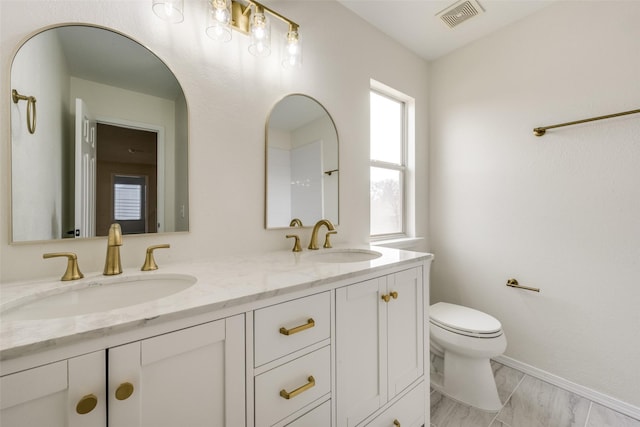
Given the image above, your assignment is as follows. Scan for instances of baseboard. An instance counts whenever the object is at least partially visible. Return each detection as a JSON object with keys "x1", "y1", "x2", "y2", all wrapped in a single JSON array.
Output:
[{"x1": 494, "y1": 355, "x2": 640, "y2": 421}]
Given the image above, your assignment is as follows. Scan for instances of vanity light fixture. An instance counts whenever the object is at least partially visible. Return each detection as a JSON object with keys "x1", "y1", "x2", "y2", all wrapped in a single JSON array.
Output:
[{"x1": 152, "y1": 0, "x2": 301, "y2": 68}]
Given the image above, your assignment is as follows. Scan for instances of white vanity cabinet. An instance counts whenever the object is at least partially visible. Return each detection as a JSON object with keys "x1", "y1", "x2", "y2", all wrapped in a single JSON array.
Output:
[
  {"x1": 0, "y1": 351, "x2": 106, "y2": 427},
  {"x1": 335, "y1": 267, "x2": 424, "y2": 427},
  {"x1": 0, "y1": 314, "x2": 245, "y2": 427},
  {"x1": 253, "y1": 291, "x2": 332, "y2": 427}
]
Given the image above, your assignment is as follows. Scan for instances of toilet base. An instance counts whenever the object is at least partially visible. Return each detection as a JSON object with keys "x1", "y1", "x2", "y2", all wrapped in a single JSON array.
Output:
[{"x1": 433, "y1": 350, "x2": 502, "y2": 412}]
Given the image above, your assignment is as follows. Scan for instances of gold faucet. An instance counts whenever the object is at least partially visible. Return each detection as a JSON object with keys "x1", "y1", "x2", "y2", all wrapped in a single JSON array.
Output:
[
  {"x1": 43, "y1": 252, "x2": 84, "y2": 281},
  {"x1": 104, "y1": 223, "x2": 123, "y2": 275},
  {"x1": 289, "y1": 218, "x2": 303, "y2": 227},
  {"x1": 308, "y1": 219, "x2": 336, "y2": 250}
]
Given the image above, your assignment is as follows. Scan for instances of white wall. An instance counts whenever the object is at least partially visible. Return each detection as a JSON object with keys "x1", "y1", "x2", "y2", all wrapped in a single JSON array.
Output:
[
  {"x1": 429, "y1": 1, "x2": 640, "y2": 408},
  {"x1": 11, "y1": 28, "x2": 69, "y2": 241},
  {"x1": 0, "y1": 1, "x2": 429, "y2": 280}
]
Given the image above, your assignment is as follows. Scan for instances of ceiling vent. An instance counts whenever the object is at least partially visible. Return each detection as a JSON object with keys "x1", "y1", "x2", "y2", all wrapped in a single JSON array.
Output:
[{"x1": 437, "y1": 0, "x2": 484, "y2": 29}]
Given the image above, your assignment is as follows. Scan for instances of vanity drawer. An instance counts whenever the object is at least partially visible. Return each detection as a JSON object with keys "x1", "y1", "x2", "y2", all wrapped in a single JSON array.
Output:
[
  {"x1": 364, "y1": 382, "x2": 425, "y2": 427},
  {"x1": 285, "y1": 399, "x2": 331, "y2": 426},
  {"x1": 254, "y1": 291, "x2": 330, "y2": 366},
  {"x1": 255, "y1": 346, "x2": 331, "y2": 427}
]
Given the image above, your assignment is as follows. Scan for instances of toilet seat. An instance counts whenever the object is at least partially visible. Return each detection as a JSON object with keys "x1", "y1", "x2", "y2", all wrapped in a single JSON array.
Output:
[{"x1": 430, "y1": 302, "x2": 503, "y2": 338}]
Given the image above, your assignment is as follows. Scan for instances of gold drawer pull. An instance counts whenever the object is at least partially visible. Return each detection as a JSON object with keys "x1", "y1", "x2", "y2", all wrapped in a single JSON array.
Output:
[
  {"x1": 390, "y1": 291, "x2": 398, "y2": 299},
  {"x1": 279, "y1": 318, "x2": 315, "y2": 336},
  {"x1": 279, "y1": 375, "x2": 315, "y2": 400},
  {"x1": 393, "y1": 420, "x2": 401, "y2": 427},
  {"x1": 115, "y1": 382, "x2": 134, "y2": 401},
  {"x1": 76, "y1": 394, "x2": 98, "y2": 415}
]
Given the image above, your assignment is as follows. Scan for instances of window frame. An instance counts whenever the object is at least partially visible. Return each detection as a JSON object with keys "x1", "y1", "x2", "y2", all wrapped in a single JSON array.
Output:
[{"x1": 369, "y1": 85, "x2": 410, "y2": 240}]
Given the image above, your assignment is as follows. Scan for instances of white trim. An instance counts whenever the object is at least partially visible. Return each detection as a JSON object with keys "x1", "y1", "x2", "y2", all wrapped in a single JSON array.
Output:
[
  {"x1": 372, "y1": 237, "x2": 425, "y2": 250},
  {"x1": 494, "y1": 355, "x2": 640, "y2": 421},
  {"x1": 96, "y1": 116, "x2": 166, "y2": 233}
]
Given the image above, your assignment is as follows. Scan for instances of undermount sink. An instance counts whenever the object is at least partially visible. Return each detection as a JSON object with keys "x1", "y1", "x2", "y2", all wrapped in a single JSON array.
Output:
[
  {"x1": 1, "y1": 274, "x2": 197, "y2": 321},
  {"x1": 304, "y1": 249, "x2": 382, "y2": 263}
]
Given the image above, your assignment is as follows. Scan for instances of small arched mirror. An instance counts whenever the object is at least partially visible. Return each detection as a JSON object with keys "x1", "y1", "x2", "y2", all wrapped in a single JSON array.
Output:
[
  {"x1": 10, "y1": 24, "x2": 189, "y2": 243},
  {"x1": 265, "y1": 94, "x2": 339, "y2": 229}
]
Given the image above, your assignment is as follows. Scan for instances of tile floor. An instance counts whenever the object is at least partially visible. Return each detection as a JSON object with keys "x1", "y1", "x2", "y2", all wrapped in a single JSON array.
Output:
[{"x1": 430, "y1": 361, "x2": 640, "y2": 427}]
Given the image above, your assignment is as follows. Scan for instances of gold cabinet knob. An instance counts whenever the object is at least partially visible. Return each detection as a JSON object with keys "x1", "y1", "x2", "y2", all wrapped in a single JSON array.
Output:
[
  {"x1": 390, "y1": 291, "x2": 398, "y2": 299},
  {"x1": 76, "y1": 394, "x2": 98, "y2": 415},
  {"x1": 381, "y1": 294, "x2": 391, "y2": 303},
  {"x1": 115, "y1": 382, "x2": 134, "y2": 400},
  {"x1": 393, "y1": 420, "x2": 401, "y2": 427}
]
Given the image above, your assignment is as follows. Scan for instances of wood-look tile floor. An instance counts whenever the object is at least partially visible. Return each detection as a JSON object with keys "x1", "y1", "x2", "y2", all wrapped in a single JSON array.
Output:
[{"x1": 430, "y1": 361, "x2": 640, "y2": 427}]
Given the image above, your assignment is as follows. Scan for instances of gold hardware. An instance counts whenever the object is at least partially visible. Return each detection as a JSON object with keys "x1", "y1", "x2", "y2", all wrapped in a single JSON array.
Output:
[
  {"x1": 393, "y1": 420, "x2": 401, "y2": 427},
  {"x1": 12, "y1": 89, "x2": 37, "y2": 134},
  {"x1": 533, "y1": 108, "x2": 640, "y2": 137},
  {"x1": 43, "y1": 252, "x2": 84, "y2": 281},
  {"x1": 308, "y1": 219, "x2": 335, "y2": 250},
  {"x1": 76, "y1": 394, "x2": 98, "y2": 415},
  {"x1": 324, "y1": 230, "x2": 337, "y2": 249},
  {"x1": 381, "y1": 294, "x2": 391, "y2": 303},
  {"x1": 289, "y1": 218, "x2": 303, "y2": 227},
  {"x1": 104, "y1": 223, "x2": 123, "y2": 275},
  {"x1": 390, "y1": 291, "x2": 398, "y2": 299},
  {"x1": 279, "y1": 375, "x2": 315, "y2": 399},
  {"x1": 115, "y1": 382, "x2": 134, "y2": 400},
  {"x1": 141, "y1": 244, "x2": 170, "y2": 271},
  {"x1": 286, "y1": 234, "x2": 302, "y2": 252},
  {"x1": 506, "y1": 278, "x2": 540, "y2": 293},
  {"x1": 280, "y1": 318, "x2": 315, "y2": 335}
]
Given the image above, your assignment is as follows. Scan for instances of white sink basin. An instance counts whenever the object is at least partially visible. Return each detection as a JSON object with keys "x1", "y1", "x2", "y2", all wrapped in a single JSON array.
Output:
[
  {"x1": 305, "y1": 249, "x2": 382, "y2": 263},
  {"x1": 1, "y1": 274, "x2": 197, "y2": 321}
]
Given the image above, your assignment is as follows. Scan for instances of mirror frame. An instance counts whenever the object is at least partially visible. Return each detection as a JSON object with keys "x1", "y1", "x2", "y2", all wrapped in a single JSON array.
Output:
[
  {"x1": 264, "y1": 93, "x2": 339, "y2": 229},
  {"x1": 9, "y1": 23, "x2": 190, "y2": 244}
]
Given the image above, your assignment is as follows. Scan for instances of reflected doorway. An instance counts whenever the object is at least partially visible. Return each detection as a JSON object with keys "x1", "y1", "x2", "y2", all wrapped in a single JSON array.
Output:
[{"x1": 96, "y1": 123, "x2": 158, "y2": 236}]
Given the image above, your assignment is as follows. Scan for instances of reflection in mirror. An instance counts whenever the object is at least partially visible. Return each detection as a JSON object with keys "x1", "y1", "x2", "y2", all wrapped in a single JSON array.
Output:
[
  {"x1": 10, "y1": 25, "x2": 189, "y2": 243},
  {"x1": 266, "y1": 94, "x2": 339, "y2": 229}
]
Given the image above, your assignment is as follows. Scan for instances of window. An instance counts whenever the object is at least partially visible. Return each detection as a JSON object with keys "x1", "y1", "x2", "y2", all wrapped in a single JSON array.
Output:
[
  {"x1": 114, "y1": 176, "x2": 145, "y2": 221},
  {"x1": 370, "y1": 83, "x2": 412, "y2": 239}
]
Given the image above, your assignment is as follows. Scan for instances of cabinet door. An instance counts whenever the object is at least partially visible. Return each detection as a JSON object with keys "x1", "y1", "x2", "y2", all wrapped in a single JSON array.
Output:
[
  {"x1": 108, "y1": 314, "x2": 245, "y2": 427},
  {"x1": 336, "y1": 277, "x2": 387, "y2": 427},
  {"x1": 387, "y1": 268, "x2": 423, "y2": 398},
  {"x1": 0, "y1": 351, "x2": 106, "y2": 427}
]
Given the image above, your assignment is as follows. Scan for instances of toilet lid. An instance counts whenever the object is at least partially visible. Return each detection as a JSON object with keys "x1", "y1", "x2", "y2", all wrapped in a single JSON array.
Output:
[{"x1": 430, "y1": 302, "x2": 502, "y2": 335}]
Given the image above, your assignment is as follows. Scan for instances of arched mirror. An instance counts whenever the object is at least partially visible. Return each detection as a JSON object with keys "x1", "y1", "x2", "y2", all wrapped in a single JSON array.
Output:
[
  {"x1": 10, "y1": 25, "x2": 189, "y2": 243},
  {"x1": 265, "y1": 94, "x2": 339, "y2": 229}
]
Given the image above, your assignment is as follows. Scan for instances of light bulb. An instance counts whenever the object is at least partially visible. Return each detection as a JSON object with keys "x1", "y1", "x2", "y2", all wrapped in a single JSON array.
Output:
[
  {"x1": 206, "y1": 0, "x2": 232, "y2": 42},
  {"x1": 152, "y1": 0, "x2": 184, "y2": 23},
  {"x1": 249, "y1": 9, "x2": 271, "y2": 57},
  {"x1": 282, "y1": 28, "x2": 302, "y2": 68}
]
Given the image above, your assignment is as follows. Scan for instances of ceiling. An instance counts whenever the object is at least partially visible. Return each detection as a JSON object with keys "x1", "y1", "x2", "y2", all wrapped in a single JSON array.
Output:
[{"x1": 336, "y1": 0, "x2": 557, "y2": 61}]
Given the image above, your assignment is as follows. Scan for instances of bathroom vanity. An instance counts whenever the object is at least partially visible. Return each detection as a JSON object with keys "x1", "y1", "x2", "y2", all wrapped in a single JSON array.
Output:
[{"x1": 0, "y1": 247, "x2": 432, "y2": 426}]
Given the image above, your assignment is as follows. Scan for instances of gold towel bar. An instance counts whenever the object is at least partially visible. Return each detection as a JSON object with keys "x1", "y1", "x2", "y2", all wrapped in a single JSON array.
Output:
[
  {"x1": 506, "y1": 278, "x2": 540, "y2": 293},
  {"x1": 533, "y1": 108, "x2": 640, "y2": 137}
]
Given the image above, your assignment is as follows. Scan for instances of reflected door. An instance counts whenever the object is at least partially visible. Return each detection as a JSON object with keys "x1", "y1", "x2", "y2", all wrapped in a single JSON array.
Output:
[{"x1": 74, "y1": 98, "x2": 97, "y2": 238}]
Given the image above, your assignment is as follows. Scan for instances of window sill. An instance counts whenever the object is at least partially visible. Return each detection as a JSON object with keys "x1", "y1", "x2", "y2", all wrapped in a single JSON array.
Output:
[{"x1": 371, "y1": 236, "x2": 425, "y2": 250}]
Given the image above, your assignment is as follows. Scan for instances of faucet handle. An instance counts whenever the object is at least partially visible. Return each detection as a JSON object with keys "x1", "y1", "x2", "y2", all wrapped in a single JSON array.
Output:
[
  {"x1": 286, "y1": 235, "x2": 302, "y2": 252},
  {"x1": 141, "y1": 244, "x2": 170, "y2": 271},
  {"x1": 43, "y1": 252, "x2": 84, "y2": 281},
  {"x1": 323, "y1": 230, "x2": 337, "y2": 249}
]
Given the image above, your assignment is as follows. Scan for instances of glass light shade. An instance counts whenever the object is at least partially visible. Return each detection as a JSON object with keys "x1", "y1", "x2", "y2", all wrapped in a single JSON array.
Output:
[
  {"x1": 282, "y1": 29, "x2": 302, "y2": 68},
  {"x1": 248, "y1": 11, "x2": 271, "y2": 57},
  {"x1": 206, "y1": 0, "x2": 232, "y2": 42},
  {"x1": 152, "y1": 0, "x2": 184, "y2": 23}
]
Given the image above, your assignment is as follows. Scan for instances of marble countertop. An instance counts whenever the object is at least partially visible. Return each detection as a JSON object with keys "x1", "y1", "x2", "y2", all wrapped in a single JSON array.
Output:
[{"x1": 0, "y1": 246, "x2": 432, "y2": 361}]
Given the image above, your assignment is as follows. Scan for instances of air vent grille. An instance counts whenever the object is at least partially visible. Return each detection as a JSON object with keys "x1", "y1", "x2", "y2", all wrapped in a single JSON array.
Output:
[{"x1": 437, "y1": 0, "x2": 484, "y2": 29}]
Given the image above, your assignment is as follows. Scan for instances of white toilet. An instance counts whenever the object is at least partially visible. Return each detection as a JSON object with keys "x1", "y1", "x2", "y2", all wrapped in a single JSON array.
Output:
[{"x1": 429, "y1": 302, "x2": 507, "y2": 412}]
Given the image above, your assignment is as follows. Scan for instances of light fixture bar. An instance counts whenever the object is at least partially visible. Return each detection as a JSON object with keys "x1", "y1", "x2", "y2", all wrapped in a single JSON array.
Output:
[{"x1": 230, "y1": 0, "x2": 298, "y2": 33}]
